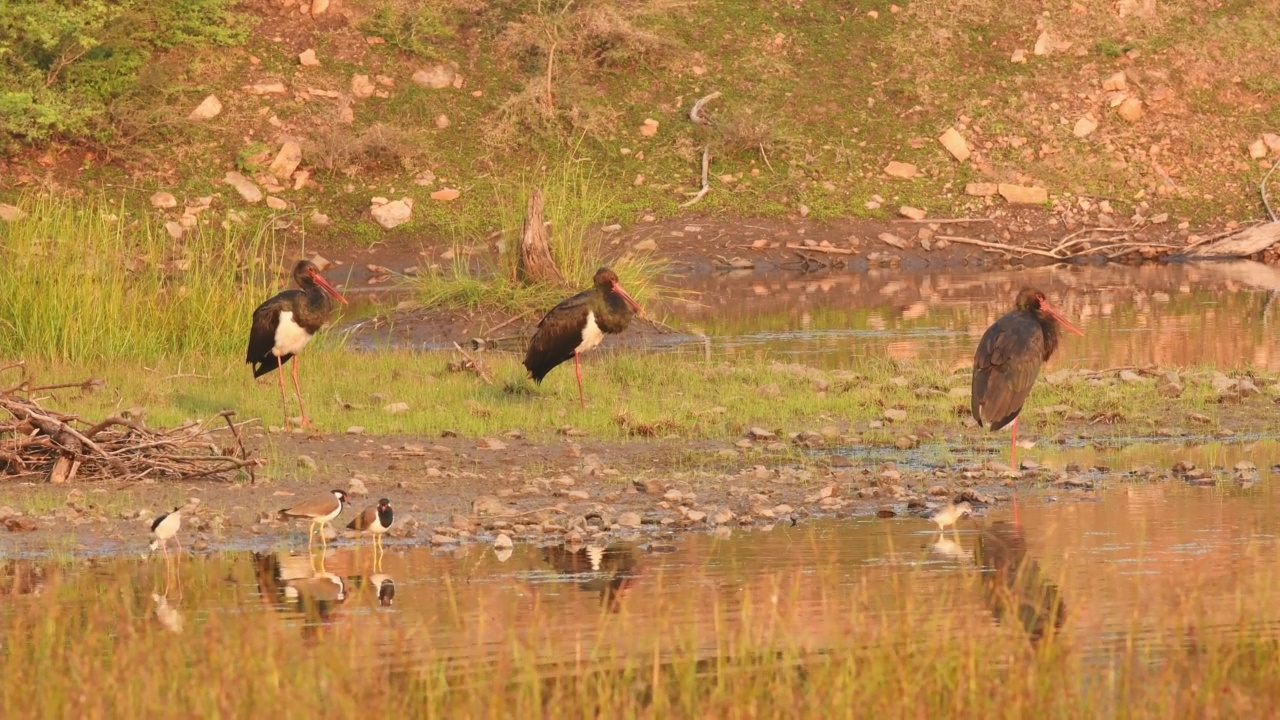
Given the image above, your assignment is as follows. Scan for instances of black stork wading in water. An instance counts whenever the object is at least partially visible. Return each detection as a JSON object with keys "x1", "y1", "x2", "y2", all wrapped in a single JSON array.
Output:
[
  {"x1": 971, "y1": 288, "x2": 1083, "y2": 520},
  {"x1": 247, "y1": 260, "x2": 348, "y2": 430},
  {"x1": 523, "y1": 267, "x2": 645, "y2": 408}
]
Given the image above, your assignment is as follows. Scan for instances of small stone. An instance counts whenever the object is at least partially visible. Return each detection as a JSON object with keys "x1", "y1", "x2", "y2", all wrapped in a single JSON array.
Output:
[
  {"x1": 1119, "y1": 370, "x2": 1144, "y2": 384},
  {"x1": 247, "y1": 82, "x2": 287, "y2": 95},
  {"x1": 265, "y1": 196, "x2": 288, "y2": 210},
  {"x1": 711, "y1": 508, "x2": 735, "y2": 525},
  {"x1": 1116, "y1": 98, "x2": 1144, "y2": 122},
  {"x1": 297, "y1": 455, "x2": 317, "y2": 471},
  {"x1": 310, "y1": 213, "x2": 331, "y2": 227},
  {"x1": 351, "y1": 74, "x2": 375, "y2": 99},
  {"x1": 898, "y1": 206, "x2": 926, "y2": 220},
  {"x1": 347, "y1": 476, "x2": 369, "y2": 496},
  {"x1": 223, "y1": 172, "x2": 263, "y2": 203},
  {"x1": 618, "y1": 512, "x2": 642, "y2": 529},
  {"x1": 1101, "y1": 71, "x2": 1128, "y2": 92},
  {"x1": 310, "y1": 0, "x2": 330, "y2": 17},
  {"x1": 150, "y1": 191, "x2": 177, "y2": 209},
  {"x1": 883, "y1": 408, "x2": 907, "y2": 423},
  {"x1": 298, "y1": 49, "x2": 320, "y2": 66},
  {"x1": 346, "y1": 426, "x2": 365, "y2": 435},
  {"x1": 883, "y1": 161, "x2": 918, "y2": 179},
  {"x1": 413, "y1": 64, "x2": 457, "y2": 89},
  {"x1": 1034, "y1": 32, "x2": 1053, "y2": 55},
  {"x1": 639, "y1": 118, "x2": 660, "y2": 137},
  {"x1": 430, "y1": 534, "x2": 459, "y2": 546},
  {"x1": 634, "y1": 479, "x2": 666, "y2": 494},
  {"x1": 1073, "y1": 115, "x2": 1098, "y2": 138},
  {"x1": 1011, "y1": 49, "x2": 1027, "y2": 63},
  {"x1": 1265, "y1": 134, "x2": 1280, "y2": 154},
  {"x1": 430, "y1": 188, "x2": 461, "y2": 201},
  {"x1": 473, "y1": 496, "x2": 507, "y2": 516},
  {"x1": 188, "y1": 95, "x2": 223, "y2": 121},
  {"x1": 493, "y1": 533, "x2": 513, "y2": 549},
  {"x1": 164, "y1": 221, "x2": 184, "y2": 240},
  {"x1": 999, "y1": 184, "x2": 1048, "y2": 205},
  {"x1": 1159, "y1": 382, "x2": 1184, "y2": 398},
  {"x1": 566, "y1": 490, "x2": 590, "y2": 500},
  {"x1": 632, "y1": 238, "x2": 656, "y2": 252},
  {"x1": 371, "y1": 197, "x2": 413, "y2": 229},
  {"x1": 434, "y1": 114, "x2": 451, "y2": 129},
  {"x1": 965, "y1": 182, "x2": 998, "y2": 197},
  {"x1": 383, "y1": 402, "x2": 410, "y2": 414},
  {"x1": 798, "y1": 204, "x2": 810, "y2": 218},
  {"x1": 748, "y1": 427, "x2": 777, "y2": 441},
  {"x1": 477, "y1": 437, "x2": 508, "y2": 451},
  {"x1": 1249, "y1": 139, "x2": 1268, "y2": 160},
  {"x1": 685, "y1": 510, "x2": 707, "y2": 523},
  {"x1": 268, "y1": 140, "x2": 303, "y2": 180},
  {"x1": 937, "y1": 127, "x2": 970, "y2": 162}
]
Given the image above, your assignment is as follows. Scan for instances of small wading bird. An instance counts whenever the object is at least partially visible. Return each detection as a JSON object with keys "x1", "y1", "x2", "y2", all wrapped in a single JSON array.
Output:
[
  {"x1": 247, "y1": 260, "x2": 348, "y2": 430},
  {"x1": 279, "y1": 490, "x2": 348, "y2": 552},
  {"x1": 523, "y1": 267, "x2": 646, "y2": 408},
  {"x1": 150, "y1": 506, "x2": 183, "y2": 557},
  {"x1": 972, "y1": 288, "x2": 1083, "y2": 520},
  {"x1": 927, "y1": 501, "x2": 972, "y2": 536},
  {"x1": 347, "y1": 498, "x2": 394, "y2": 556}
]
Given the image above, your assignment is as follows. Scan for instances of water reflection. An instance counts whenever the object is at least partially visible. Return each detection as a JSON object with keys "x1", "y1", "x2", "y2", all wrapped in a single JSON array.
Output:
[
  {"x1": 0, "y1": 559, "x2": 46, "y2": 597},
  {"x1": 541, "y1": 543, "x2": 643, "y2": 612},
  {"x1": 975, "y1": 521, "x2": 1068, "y2": 645}
]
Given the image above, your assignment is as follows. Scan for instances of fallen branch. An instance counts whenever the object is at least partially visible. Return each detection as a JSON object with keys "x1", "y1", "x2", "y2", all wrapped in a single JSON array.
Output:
[
  {"x1": 451, "y1": 342, "x2": 494, "y2": 385},
  {"x1": 784, "y1": 243, "x2": 856, "y2": 255},
  {"x1": 937, "y1": 235, "x2": 1063, "y2": 260},
  {"x1": 679, "y1": 147, "x2": 712, "y2": 209},
  {"x1": 481, "y1": 309, "x2": 534, "y2": 338},
  {"x1": 689, "y1": 91, "x2": 721, "y2": 125},
  {"x1": 896, "y1": 217, "x2": 994, "y2": 224}
]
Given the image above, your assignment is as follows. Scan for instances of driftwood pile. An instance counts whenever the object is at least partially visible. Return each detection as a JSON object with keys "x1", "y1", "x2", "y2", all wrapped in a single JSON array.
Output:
[{"x1": 1, "y1": 371, "x2": 258, "y2": 484}]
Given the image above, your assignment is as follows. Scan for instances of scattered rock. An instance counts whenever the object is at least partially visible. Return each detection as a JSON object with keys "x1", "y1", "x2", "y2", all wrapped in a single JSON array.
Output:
[
  {"x1": 998, "y1": 184, "x2": 1048, "y2": 205},
  {"x1": 1010, "y1": 49, "x2": 1027, "y2": 63},
  {"x1": 1250, "y1": 139, "x2": 1269, "y2": 159},
  {"x1": 1159, "y1": 382, "x2": 1184, "y2": 398},
  {"x1": 878, "y1": 232, "x2": 910, "y2": 250},
  {"x1": 898, "y1": 206, "x2": 926, "y2": 220},
  {"x1": 347, "y1": 476, "x2": 369, "y2": 496},
  {"x1": 188, "y1": 95, "x2": 223, "y2": 121},
  {"x1": 1102, "y1": 72, "x2": 1128, "y2": 92},
  {"x1": 617, "y1": 512, "x2": 642, "y2": 529},
  {"x1": 223, "y1": 172, "x2": 263, "y2": 203},
  {"x1": 164, "y1": 221, "x2": 184, "y2": 240},
  {"x1": 634, "y1": 478, "x2": 666, "y2": 494},
  {"x1": 685, "y1": 510, "x2": 707, "y2": 523},
  {"x1": 383, "y1": 402, "x2": 410, "y2": 414},
  {"x1": 1072, "y1": 115, "x2": 1098, "y2": 138},
  {"x1": 639, "y1": 118, "x2": 660, "y2": 137},
  {"x1": 0, "y1": 204, "x2": 26, "y2": 222},
  {"x1": 298, "y1": 49, "x2": 320, "y2": 67},
  {"x1": 265, "y1": 196, "x2": 287, "y2": 211},
  {"x1": 297, "y1": 455, "x2": 317, "y2": 471},
  {"x1": 493, "y1": 533, "x2": 513, "y2": 549},
  {"x1": 430, "y1": 188, "x2": 461, "y2": 201},
  {"x1": 431, "y1": 534, "x2": 459, "y2": 546},
  {"x1": 477, "y1": 437, "x2": 508, "y2": 451},
  {"x1": 247, "y1": 82, "x2": 287, "y2": 95},
  {"x1": 1116, "y1": 98, "x2": 1144, "y2": 123},
  {"x1": 632, "y1": 238, "x2": 657, "y2": 252},
  {"x1": 4, "y1": 517, "x2": 37, "y2": 533},
  {"x1": 268, "y1": 140, "x2": 303, "y2": 180},
  {"x1": 883, "y1": 408, "x2": 908, "y2": 423},
  {"x1": 1118, "y1": 370, "x2": 1144, "y2": 384},
  {"x1": 351, "y1": 74, "x2": 375, "y2": 99},
  {"x1": 310, "y1": 0, "x2": 330, "y2": 17},
  {"x1": 937, "y1": 127, "x2": 970, "y2": 162},
  {"x1": 1034, "y1": 32, "x2": 1053, "y2": 56},
  {"x1": 413, "y1": 64, "x2": 457, "y2": 89},
  {"x1": 150, "y1": 191, "x2": 177, "y2": 209},
  {"x1": 435, "y1": 114, "x2": 451, "y2": 129},
  {"x1": 1266, "y1": 134, "x2": 1280, "y2": 155},
  {"x1": 965, "y1": 182, "x2": 998, "y2": 197},
  {"x1": 370, "y1": 197, "x2": 413, "y2": 229},
  {"x1": 346, "y1": 426, "x2": 365, "y2": 435},
  {"x1": 883, "y1": 161, "x2": 918, "y2": 179},
  {"x1": 748, "y1": 427, "x2": 777, "y2": 441},
  {"x1": 472, "y1": 496, "x2": 508, "y2": 516}
]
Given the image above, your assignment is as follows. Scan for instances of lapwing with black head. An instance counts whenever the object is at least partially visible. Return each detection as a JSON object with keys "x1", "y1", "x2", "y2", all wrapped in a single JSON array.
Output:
[
  {"x1": 279, "y1": 489, "x2": 348, "y2": 552},
  {"x1": 523, "y1": 267, "x2": 645, "y2": 408},
  {"x1": 971, "y1": 288, "x2": 1083, "y2": 523},
  {"x1": 247, "y1": 259, "x2": 348, "y2": 430},
  {"x1": 347, "y1": 498, "x2": 393, "y2": 562}
]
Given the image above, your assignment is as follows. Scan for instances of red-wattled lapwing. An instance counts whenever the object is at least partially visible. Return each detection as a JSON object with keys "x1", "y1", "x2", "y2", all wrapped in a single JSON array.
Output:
[
  {"x1": 523, "y1": 267, "x2": 645, "y2": 408},
  {"x1": 347, "y1": 498, "x2": 393, "y2": 555},
  {"x1": 279, "y1": 490, "x2": 348, "y2": 552},
  {"x1": 247, "y1": 259, "x2": 348, "y2": 430},
  {"x1": 971, "y1": 288, "x2": 1083, "y2": 522},
  {"x1": 150, "y1": 507, "x2": 183, "y2": 557}
]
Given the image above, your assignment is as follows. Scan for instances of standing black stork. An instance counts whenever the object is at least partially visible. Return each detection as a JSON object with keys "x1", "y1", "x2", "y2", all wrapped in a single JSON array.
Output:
[
  {"x1": 971, "y1": 288, "x2": 1083, "y2": 518},
  {"x1": 247, "y1": 259, "x2": 347, "y2": 430},
  {"x1": 523, "y1": 267, "x2": 645, "y2": 408}
]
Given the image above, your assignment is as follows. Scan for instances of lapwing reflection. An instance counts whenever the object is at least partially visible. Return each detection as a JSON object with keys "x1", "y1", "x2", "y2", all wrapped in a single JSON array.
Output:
[{"x1": 542, "y1": 542, "x2": 643, "y2": 613}]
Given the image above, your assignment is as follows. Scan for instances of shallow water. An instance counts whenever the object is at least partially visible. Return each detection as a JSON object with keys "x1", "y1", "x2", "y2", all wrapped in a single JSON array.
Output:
[{"x1": 6, "y1": 480, "x2": 1280, "y2": 677}]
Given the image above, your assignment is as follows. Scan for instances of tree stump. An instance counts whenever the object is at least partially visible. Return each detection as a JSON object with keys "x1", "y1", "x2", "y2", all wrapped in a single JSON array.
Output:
[{"x1": 517, "y1": 188, "x2": 563, "y2": 285}]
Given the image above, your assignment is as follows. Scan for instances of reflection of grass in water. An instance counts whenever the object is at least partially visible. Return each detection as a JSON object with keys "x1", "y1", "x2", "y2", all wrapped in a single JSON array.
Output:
[{"x1": 5, "y1": 537, "x2": 1280, "y2": 714}]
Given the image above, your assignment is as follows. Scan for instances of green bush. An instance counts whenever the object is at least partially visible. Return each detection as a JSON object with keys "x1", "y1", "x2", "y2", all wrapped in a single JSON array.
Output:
[{"x1": 0, "y1": 0, "x2": 250, "y2": 147}]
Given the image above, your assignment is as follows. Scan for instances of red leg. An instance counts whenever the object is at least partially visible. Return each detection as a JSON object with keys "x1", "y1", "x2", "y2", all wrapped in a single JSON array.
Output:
[
  {"x1": 1011, "y1": 416, "x2": 1021, "y2": 527},
  {"x1": 574, "y1": 351, "x2": 586, "y2": 409},
  {"x1": 276, "y1": 355, "x2": 291, "y2": 430},
  {"x1": 291, "y1": 354, "x2": 313, "y2": 429}
]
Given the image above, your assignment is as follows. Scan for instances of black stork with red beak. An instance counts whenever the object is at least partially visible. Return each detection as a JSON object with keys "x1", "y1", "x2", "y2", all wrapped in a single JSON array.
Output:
[
  {"x1": 247, "y1": 259, "x2": 348, "y2": 430},
  {"x1": 971, "y1": 287, "x2": 1084, "y2": 474},
  {"x1": 523, "y1": 267, "x2": 645, "y2": 408}
]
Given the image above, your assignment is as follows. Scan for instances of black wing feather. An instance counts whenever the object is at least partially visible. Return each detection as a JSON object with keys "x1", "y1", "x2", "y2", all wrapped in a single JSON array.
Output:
[
  {"x1": 523, "y1": 290, "x2": 594, "y2": 382},
  {"x1": 246, "y1": 290, "x2": 301, "y2": 378},
  {"x1": 970, "y1": 312, "x2": 1046, "y2": 430}
]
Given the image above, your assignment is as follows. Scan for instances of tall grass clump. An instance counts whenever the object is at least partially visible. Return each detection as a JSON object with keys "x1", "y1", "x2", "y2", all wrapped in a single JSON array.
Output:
[
  {"x1": 413, "y1": 160, "x2": 666, "y2": 313},
  {"x1": 0, "y1": 195, "x2": 281, "y2": 361}
]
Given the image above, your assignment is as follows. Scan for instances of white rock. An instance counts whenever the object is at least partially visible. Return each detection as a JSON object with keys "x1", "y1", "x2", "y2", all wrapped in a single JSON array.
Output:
[
  {"x1": 937, "y1": 127, "x2": 970, "y2": 162},
  {"x1": 883, "y1": 161, "x2": 918, "y2": 179},
  {"x1": 998, "y1": 184, "x2": 1048, "y2": 205},
  {"x1": 188, "y1": 95, "x2": 223, "y2": 121},
  {"x1": 247, "y1": 82, "x2": 287, "y2": 95},
  {"x1": 1116, "y1": 98, "x2": 1143, "y2": 122},
  {"x1": 412, "y1": 65, "x2": 456, "y2": 89},
  {"x1": 310, "y1": 0, "x2": 330, "y2": 16},
  {"x1": 493, "y1": 533, "x2": 514, "y2": 550},
  {"x1": 1266, "y1": 134, "x2": 1280, "y2": 155},
  {"x1": 1101, "y1": 71, "x2": 1128, "y2": 92},
  {"x1": 1073, "y1": 115, "x2": 1098, "y2": 138},
  {"x1": 639, "y1": 118, "x2": 659, "y2": 137},
  {"x1": 164, "y1": 221, "x2": 185, "y2": 240},
  {"x1": 351, "y1": 74, "x2": 375, "y2": 99},
  {"x1": 298, "y1": 49, "x2": 320, "y2": 67},
  {"x1": 435, "y1": 114, "x2": 451, "y2": 129},
  {"x1": 310, "y1": 212, "x2": 331, "y2": 227},
  {"x1": 430, "y1": 188, "x2": 460, "y2": 201},
  {"x1": 965, "y1": 182, "x2": 998, "y2": 197},
  {"x1": 150, "y1": 191, "x2": 177, "y2": 209},
  {"x1": 371, "y1": 198, "x2": 413, "y2": 229},
  {"x1": 268, "y1": 140, "x2": 303, "y2": 180},
  {"x1": 266, "y1": 196, "x2": 288, "y2": 210},
  {"x1": 223, "y1": 172, "x2": 263, "y2": 203},
  {"x1": 898, "y1": 206, "x2": 926, "y2": 220},
  {"x1": 1034, "y1": 32, "x2": 1053, "y2": 56},
  {"x1": 633, "y1": 238, "x2": 657, "y2": 251},
  {"x1": 1011, "y1": 49, "x2": 1027, "y2": 63},
  {"x1": 1249, "y1": 139, "x2": 1268, "y2": 159},
  {"x1": 347, "y1": 476, "x2": 369, "y2": 496}
]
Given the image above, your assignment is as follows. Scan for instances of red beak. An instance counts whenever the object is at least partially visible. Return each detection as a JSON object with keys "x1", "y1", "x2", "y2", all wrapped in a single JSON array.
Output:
[
  {"x1": 311, "y1": 271, "x2": 348, "y2": 305},
  {"x1": 1040, "y1": 300, "x2": 1083, "y2": 336},
  {"x1": 612, "y1": 281, "x2": 645, "y2": 317}
]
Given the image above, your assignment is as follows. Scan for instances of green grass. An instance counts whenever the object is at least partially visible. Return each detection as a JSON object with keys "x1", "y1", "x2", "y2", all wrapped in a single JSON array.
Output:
[{"x1": 0, "y1": 195, "x2": 281, "y2": 361}]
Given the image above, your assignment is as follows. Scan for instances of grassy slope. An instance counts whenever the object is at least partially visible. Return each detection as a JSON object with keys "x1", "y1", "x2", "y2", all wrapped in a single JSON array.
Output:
[{"x1": 3, "y1": 0, "x2": 1278, "y2": 250}]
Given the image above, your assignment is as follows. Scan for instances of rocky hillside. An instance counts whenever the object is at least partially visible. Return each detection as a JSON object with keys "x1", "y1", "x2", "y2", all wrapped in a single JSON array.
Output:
[{"x1": 1, "y1": 0, "x2": 1278, "y2": 249}]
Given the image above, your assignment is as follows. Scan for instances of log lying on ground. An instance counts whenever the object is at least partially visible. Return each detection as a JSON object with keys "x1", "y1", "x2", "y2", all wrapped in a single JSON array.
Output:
[
  {"x1": 1182, "y1": 221, "x2": 1280, "y2": 258},
  {"x1": 0, "y1": 385, "x2": 258, "y2": 483}
]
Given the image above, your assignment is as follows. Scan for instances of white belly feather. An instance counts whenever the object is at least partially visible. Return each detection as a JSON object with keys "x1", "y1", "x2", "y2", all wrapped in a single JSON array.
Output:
[
  {"x1": 574, "y1": 311, "x2": 605, "y2": 354},
  {"x1": 272, "y1": 310, "x2": 313, "y2": 357}
]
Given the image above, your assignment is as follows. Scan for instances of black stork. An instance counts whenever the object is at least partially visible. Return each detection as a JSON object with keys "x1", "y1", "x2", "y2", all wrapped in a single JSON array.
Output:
[
  {"x1": 247, "y1": 259, "x2": 347, "y2": 430},
  {"x1": 971, "y1": 287, "x2": 1083, "y2": 520},
  {"x1": 523, "y1": 267, "x2": 645, "y2": 408}
]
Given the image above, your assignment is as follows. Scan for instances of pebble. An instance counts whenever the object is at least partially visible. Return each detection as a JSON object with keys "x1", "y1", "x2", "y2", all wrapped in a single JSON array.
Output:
[{"x1": 297, "y1": 455, "x2": 317, "y2": 471}]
